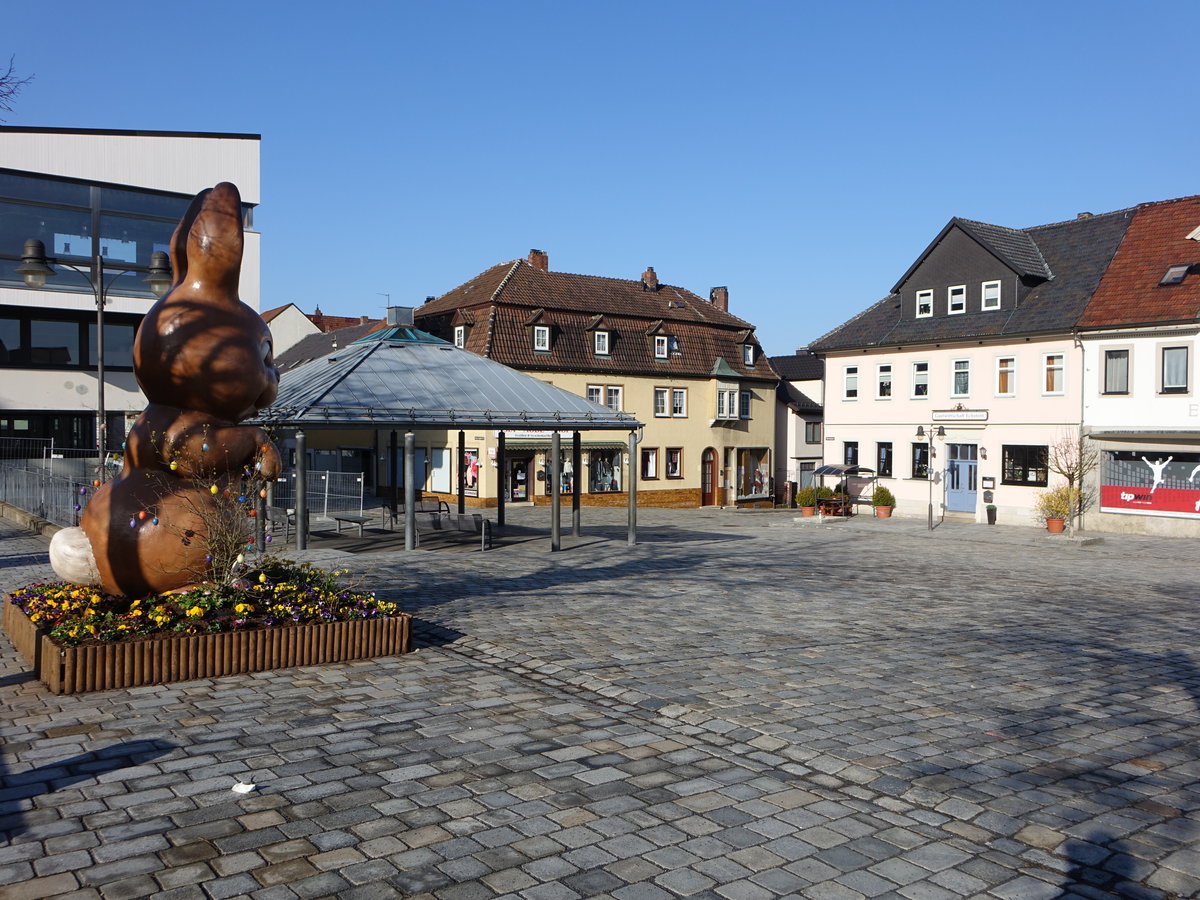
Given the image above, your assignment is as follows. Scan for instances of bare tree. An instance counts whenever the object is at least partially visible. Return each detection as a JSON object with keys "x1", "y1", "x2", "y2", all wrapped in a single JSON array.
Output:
[
  {"x1": 0, "y1": 56, "x2": 33, "y2": 121},
  {"x1": 1047, "y1": 428, "x2": 1100, "y2": 529}
]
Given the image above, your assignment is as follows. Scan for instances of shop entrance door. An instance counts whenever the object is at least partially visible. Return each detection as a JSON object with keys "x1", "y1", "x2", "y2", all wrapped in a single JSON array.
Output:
[
  {"x1": 701, "y1": 448, "x2": 716, "y2": 506},
  {"x1": 508, "y1": 456, "x2": 531, "y2": 502},
  {"x1": 946, "y1": 443, "x2": 978, "y2": 512}
]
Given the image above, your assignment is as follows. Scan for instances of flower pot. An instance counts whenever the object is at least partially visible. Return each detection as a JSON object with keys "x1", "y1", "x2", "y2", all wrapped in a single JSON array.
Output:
[
  {"x1": 986, "y1": 506, "x2": 997, "y2": 525},
  {"x1": 800, "y1": 506, "x2": 816, "y2": 517},
  {"x1": 874, "y1": 506, "x2": 893, "y2": 518},
  {"x1": 1045, "y1": 517, "x2": 1066, "y2": 534}
]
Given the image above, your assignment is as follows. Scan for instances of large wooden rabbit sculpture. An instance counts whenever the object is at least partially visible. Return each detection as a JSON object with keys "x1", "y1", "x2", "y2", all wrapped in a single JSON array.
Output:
[{"x1": 50, "y1": 182, "x2": 282, "y2": 597}]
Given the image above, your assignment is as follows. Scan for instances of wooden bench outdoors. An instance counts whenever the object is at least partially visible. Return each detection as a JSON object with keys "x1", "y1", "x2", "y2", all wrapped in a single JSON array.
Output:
[{"x1": 332, "y1": 513, "x2": 371, "y2": 536}]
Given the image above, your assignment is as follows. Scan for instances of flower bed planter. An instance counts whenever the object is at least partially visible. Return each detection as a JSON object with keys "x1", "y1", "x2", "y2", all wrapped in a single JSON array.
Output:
[{"x1": 3, "y1": 604, "x2": 410, "y2": 695}]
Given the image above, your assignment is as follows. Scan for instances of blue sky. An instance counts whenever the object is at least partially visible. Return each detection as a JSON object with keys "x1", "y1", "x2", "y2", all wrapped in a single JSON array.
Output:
[{"x1": 6, "y1": 1, "x2": 1197, "y2": 356}]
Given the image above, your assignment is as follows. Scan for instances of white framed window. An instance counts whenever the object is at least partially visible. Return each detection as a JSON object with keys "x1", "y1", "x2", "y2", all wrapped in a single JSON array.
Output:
[
  {"x1": 641, "y1": 448, "x2": 658, "y2": 479},
  {"x1": 739, "y1": 390, "x2": 751, "y2": 419},
  {"x1": 716, "y1": 385, "x2": 738, "y2": 419},
  {"x1": 666, "y1": 448, "x2": 683, "y2": 478},
  {"x1": 912, "y1": 361, "x2": 929, "y2": 397},
  {"x1": 742, "y1": 344, "x2": 755, "y2": 366},
  {"x1": 672, "y1": 388, "x2": 687, "y2": 417},
  {"x1": 1160, "y1": 345, "x2": 1189, "y2": 394},
  {"x1": 916, "y1": 290, "x2": 933, "y2": 318},
  {"x1": 1103, "y1": 347, "x2": 1130, "y2": 394},
  {"x1": 995, "y1": 356, "x2": 1015, "y2": 397},
  {"x1": 1042, "y1": 353, "x2": 1065, "y2": 395},
  {"x1": 948, "y1": 285, "x2": 966, "y2": 315},
  {"x1": 594, "y1": 330, "x2": 610, "y2": 355},
  {"x1": 586, "y1": 383, "x2": 622, "y2": 411},
  {"x1": 844, "y1": 366, "x2": 859, "y2": 399},
  {"x1": 877, "y1": 364, "x2": 892, "y2": 398},
  {"x1": 952, "y1": 359, "x2": 970, "y2": 397},
  {"x1": 654, "y1": 387, "x2": 668, "y2": 417},
  {"x1": 982, "y1": 280, "x2": 1001, "y2": 311},
  {"x1": 654, "y1": 335, "x2": 668, "y2": 359},
  {"x1": 533, "y1": 325, "x2": 550, "y2": 351},
  {"x1": 453, "y1": 325, "x2": 465, "y2": 348}
]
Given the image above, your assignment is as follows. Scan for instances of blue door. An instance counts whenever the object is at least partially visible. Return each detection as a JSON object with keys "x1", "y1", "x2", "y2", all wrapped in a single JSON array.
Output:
[{"x1": 946, "y1": 443, "x2": 978, "y2": 512}]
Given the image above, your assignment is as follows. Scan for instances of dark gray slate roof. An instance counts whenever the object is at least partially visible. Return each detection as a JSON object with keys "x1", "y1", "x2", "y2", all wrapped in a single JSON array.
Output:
[
  {"x1": 812, "y1": 207, "x2": 1134, "y2": 352},
  {"x1": 258, "y1": 326, "x2": 641, "y2": 430},
  {"x1": 777, "y1": 379, "x2": 821, "y2": 413},
  {"x1": 274, "y1": 320, "x2": 383, "y2": 373},
  {"x1": 769, "y1": 351, "x2": 824, "y2": 381}
]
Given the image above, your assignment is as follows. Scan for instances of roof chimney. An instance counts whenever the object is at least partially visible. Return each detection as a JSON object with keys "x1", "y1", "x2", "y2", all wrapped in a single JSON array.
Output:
[
  {"x1": 527, "y1": 249, "x2": 549, "y2": 271},
  {"x1": 386, "y1": 306, "x2": 414, "y2": 327},
  {"x1": 710, "y1": 286, "x2": 729, "y2": 311},
  {"x1": 641, "y1": 267, "x2": 659, "y2": 291}
]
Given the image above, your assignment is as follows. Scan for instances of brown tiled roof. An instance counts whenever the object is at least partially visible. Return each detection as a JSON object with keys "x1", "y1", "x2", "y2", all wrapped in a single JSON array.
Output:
[
  {"x1": 259, "y1": 303, "x2": 293, "y2": 323},
  {"x1": 308, "y1": 311, "x2": 376, "y2": 332},
  {"x1": 415, "y1": 258, "x2": 776, "y2": 381},
  {"x1": 1078, "y1": 196, "x2": 1200, "y2": 328}
]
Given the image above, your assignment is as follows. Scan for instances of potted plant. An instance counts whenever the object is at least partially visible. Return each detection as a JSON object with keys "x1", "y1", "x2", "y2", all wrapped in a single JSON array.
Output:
[
  {"x1": 1034, "y1": 484, "x2": 1079, "y2": 533},
  {"x1": 796, "y1": 485, "x2": 818, "y2": 516},
  {"x1": 871, "y1": 485, "x2": 896, "y2": 518},
  {"x1": 986, "y1": 503, "x2": 997, "y2": 525}
]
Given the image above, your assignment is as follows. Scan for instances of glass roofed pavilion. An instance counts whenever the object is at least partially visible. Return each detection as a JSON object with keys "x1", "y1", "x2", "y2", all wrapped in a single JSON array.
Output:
[{"x1": 259, "y1": 309, "x2": 643, "y2": 549}]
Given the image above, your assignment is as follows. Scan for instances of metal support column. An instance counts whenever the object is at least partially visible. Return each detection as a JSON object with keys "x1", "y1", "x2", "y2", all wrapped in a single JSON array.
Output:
[
  {"x1": 295, "y1": 430, "x2": 308, "y2": 550},
  {"x1": 550, "y1": 431, "x2": 561, "y2": 551},
  {"x1": 457, "y1": 430, "x2": 466, "y2": 514},
  {"x1": 572, "y1": 431, "x2": 582, "y2": 536},
  {"x1": 404, "y1": 432, "x2": 416, "y2": 550},
  {"x1": 628, "y1": 429, "x2": 639, "y2": 546},
  {"x1": 496, "y1": 431, "x2": 506, "y2": 527}
]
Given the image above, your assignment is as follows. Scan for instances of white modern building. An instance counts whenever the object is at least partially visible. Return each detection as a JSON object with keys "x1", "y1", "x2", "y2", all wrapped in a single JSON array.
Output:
[{"x1": 0, "y1": 127, "x2": 260, "y2": 450}]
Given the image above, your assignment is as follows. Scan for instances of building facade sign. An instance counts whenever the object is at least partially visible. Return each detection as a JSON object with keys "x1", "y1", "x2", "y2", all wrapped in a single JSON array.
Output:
[
  {"x1": 1100, "y1": 450, "x2": 1200, "y2": 518},
  {"x1": 932, "y1": 409, "x2": 988, "y2": 422}
]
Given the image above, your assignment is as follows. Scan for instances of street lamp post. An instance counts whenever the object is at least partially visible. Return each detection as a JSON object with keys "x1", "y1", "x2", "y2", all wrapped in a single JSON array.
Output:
[
  {"x1": 915, "y1": 424, "x2": 945, "y2": 530},
  {"x1": 16, "y1": 239, "x2": 172, "y2": 480}
]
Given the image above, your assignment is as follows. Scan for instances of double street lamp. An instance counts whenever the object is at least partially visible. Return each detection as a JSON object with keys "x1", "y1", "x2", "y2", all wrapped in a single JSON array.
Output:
[
  {"x1": 16, "y1": 238, "x2": 172, "y2": 480},
  {"x1": 915, "y1": 424, "x2": 945, "y2": 530}
]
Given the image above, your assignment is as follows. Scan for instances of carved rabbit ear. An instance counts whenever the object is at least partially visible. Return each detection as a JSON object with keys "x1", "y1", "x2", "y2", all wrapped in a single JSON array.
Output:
[{"x1": 166, "y1": 182, "x2": 243, "y2": 299}]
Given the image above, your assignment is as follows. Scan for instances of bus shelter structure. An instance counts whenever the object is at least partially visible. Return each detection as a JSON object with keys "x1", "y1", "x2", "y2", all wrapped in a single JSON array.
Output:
[{"x1": 255, "y1": 321, "x2": 642, "y2": 550}]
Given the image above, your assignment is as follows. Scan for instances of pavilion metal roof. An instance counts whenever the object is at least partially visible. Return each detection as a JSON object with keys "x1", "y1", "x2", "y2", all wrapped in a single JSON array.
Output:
[{"x1": 257, "y1": 325, "x2": 641, "y2": 430}]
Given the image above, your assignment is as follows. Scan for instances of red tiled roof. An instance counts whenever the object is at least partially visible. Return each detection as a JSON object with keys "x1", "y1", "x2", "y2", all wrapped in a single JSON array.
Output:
[
  {"x1": 1079, "y1": 196, "x2": 1200, "y2": 328},
  {"x1": 308, "y1": 312, "x2": 376, "y2": 332},
  {"x1": 415, "y1": 259, "x2": 775, "y2": 380}
]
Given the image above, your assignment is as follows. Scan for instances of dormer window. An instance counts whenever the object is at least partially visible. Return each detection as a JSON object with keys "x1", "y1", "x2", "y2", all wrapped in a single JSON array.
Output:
[
  {"x1": 533, "y1": 325, "x2": 551, "y2": 352},
  {"x1": 742, "y1": 344, "x2": 755, "y2": 366},
  {"x1": 948, "y1": 285, "x2": 966, "y2": 315},
  {"x1": 654, "y1": 335, "x2": 668, "y2": 359},
  {"x1": 916, "y1": 289, "x2": 933, "y2": 318},
  {"x1": 982, "y1": 280, "x2": 1001, "y2": 310},
  {"x1": 453, "y1": 325, "x2": 466, "y2": 348},
  {"x1": 594, "y1": 330, "x2": 610, "y2": 356}
]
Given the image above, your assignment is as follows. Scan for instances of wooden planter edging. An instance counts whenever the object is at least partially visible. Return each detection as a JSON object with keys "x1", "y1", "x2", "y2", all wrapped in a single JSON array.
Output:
[{"x1": 3, "y1": 604, "x2": 411, "y2": 695}]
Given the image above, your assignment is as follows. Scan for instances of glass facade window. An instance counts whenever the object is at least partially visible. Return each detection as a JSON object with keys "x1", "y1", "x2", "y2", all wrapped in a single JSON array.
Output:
[
  {"x1": 952, "y1": 359, "x2": 970, "y2": 396},
  {"x1": 877, "y1": 364, "x2": 892, "y2": 398},
  {"x1": 742, "y1": 344, "x2": 754, "y2": 366},
  {"x1": 593, "y1": 331, "x2": 609, "y2": 355},
  {"x1": 948, "y1": 285, "x2": 966, "y2": 314},
  {"x1": 877, "y1": 442, "x2": 893, "y2": 477},
  {"x1": 654, "y1": 335, "x2": 668, "y2": 358},
  {"x1": 454, "y1": 326, "x2": 465, "y2": 348},
  {"x1": 982, "y1": 280, "x2": 1001, "y2": 310},
  {"x1": 845, "y1": 366, "x2": 859, "y2": 399},
  {"x1": 30, "y1": 319, "x2": 79, "y2": 365},
  {"x1": 654, "y1": 388, "x2": 668, "y2": 416},
  {"x1": 1002, "y1": 445, "x2": 1048, "y2": 486},
  {"x1": 1162, "y1": 346, "x2": 1188, "y2": 393},
  {"x1": 590, "y1": 449, "x2": 621, "y2": 492},
  {"x1": 804, "y1": 421, "x2": 822, "y2": 443},
  {"x1": 737, "y1": 448, "x2": 770, "y2": 496},
  {"x1": 716, "y1": 386, "x2": 738, "y2": 419},
  {"x1": 532, "y1": 325, "x2": 549, "y2": 350},
  {"x1": 605, "y1": 386, "x2": 621, "y2": 411},
  {"x1": 916, "y1": 290, "x2": 932, "y2": 317},
  {"x1": 672, "y1": 388, "x2": 686, "y2": 417},
  {"x1": 1044, "y1": 353, "x2": 1065, "y2": 394},
  {"x1": 912, "y1": 443, "x2": 929, "y2": 479},
  {"x1": 913, "y1": 361, "x2": 929, "y2": 397},
  {"x1": 739, "y1": 390, "x2": 751, "y2": 418},
  {"x1": 1104, "y1": 349, "x2": 1129, "y2": 394},
  {"x1": 641, "y1": 448, "x2": 658, "y2": 479},
  {"x1": 666, "y1": 448, "x2": 682, "y2": 478},
  {"x1": 844, "y1": 441, "x2": 858, "y2": 465},
  {"x1": 996, "y1": 357, "x2": 1015, "y2": 396}
]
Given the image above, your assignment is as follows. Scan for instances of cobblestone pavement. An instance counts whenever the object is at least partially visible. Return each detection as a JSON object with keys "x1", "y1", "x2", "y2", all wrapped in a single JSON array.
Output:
[{"x1": 1, "y1": 508, "x2": 1199, "y2": 900}]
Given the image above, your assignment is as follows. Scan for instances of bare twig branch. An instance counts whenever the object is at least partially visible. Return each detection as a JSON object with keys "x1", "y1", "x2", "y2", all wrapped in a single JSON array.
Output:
[{"x1": 0, "y1": 55, "x2": 34, "y2": 120}]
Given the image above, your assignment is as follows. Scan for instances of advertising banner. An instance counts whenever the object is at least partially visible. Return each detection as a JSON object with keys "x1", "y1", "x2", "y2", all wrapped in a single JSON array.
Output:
[{"x1": 1100, "y1": 451, "x2": 1200, "y2": 518}]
